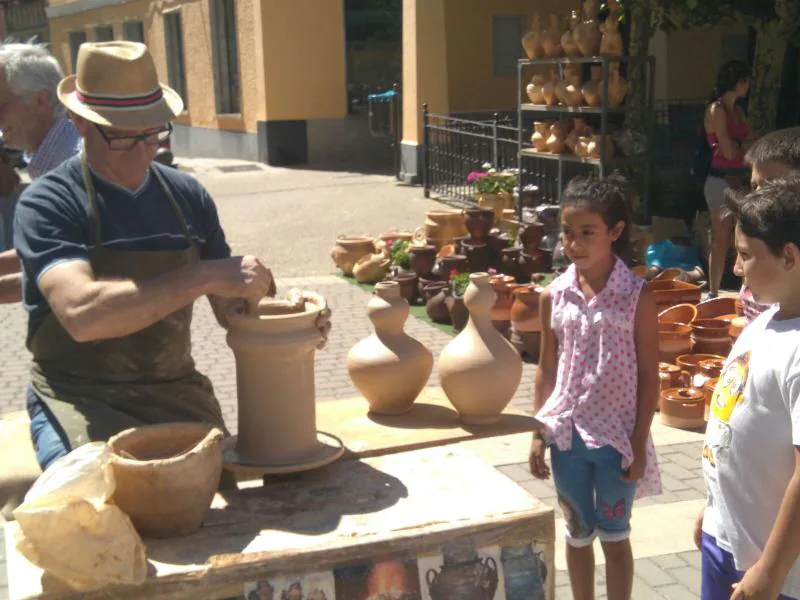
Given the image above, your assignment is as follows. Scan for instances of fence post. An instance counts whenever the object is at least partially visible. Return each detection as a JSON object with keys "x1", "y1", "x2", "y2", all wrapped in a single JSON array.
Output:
[
  {"x1": 392, "y1": 82, "x2": 401, "y2": 181},
  {"x1": 492, "y1": 112, "x2": 499, "y2": 168},
  {"x1": 422, "y1": 103, "x2": 430, "y2": 198}
]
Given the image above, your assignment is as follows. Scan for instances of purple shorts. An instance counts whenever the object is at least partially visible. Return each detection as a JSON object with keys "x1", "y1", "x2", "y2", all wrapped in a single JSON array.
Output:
[{"x1": 701, "y1": 532, "x2": 796, "y2": 600}]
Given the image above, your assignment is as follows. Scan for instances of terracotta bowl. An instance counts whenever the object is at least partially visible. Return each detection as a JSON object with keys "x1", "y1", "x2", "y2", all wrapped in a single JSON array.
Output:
[
  {"x1": 695, "y1": 296, "x2": 737, "y2": 320},
  {"x1": 648, "y1": 280, "x2": 702, "y2": 309},
  {"x1": 676, "y1": 353, "x2": 726, "y2": 376},
  {"x1": 690, "y1": 319, "x2": 731, "y2": 337},
  {"x1": 658, "y1": 303, "x2": 698, "y2": 325},
  {"x1": 713, "y1": 313, "x2": 737, "y2": 324},
  {"x1": 108, "y1": 422, "x2": 224, "y2": 539},
  {"x1": 653, "y1": 267, "x2": 684, "y2": 281}
]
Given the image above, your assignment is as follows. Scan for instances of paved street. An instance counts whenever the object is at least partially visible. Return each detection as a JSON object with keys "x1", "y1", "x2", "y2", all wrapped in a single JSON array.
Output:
[{"x1": 0, "y1": 161, "x2": 704, "y2": 599}]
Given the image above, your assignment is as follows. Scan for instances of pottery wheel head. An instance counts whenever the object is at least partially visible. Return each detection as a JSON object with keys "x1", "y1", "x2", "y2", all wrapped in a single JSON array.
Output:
[{"x1": 238, "y1": 289, "x2": 327, "y2": 319}]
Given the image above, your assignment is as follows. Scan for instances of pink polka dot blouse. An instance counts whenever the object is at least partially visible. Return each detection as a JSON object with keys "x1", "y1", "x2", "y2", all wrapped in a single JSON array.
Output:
[{"x1": 535, "y1": 258, "x2": 662, "y2": 498}]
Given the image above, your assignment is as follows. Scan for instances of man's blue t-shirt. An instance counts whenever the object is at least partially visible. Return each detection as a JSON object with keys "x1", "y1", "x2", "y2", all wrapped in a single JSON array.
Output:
[{"x1": 14, "y1": 155, "x2": 231, "y2": 344}]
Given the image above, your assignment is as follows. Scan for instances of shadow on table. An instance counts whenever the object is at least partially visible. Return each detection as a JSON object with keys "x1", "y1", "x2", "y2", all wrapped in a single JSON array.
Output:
[{"x1": 367, "y1": 402, "x2": 536, "y2": 436}]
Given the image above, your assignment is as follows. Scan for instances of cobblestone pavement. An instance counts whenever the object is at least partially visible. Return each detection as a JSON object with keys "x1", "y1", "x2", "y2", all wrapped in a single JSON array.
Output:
[{"x1": 0, "y1": 163, "x2": 704, "y2": 600}]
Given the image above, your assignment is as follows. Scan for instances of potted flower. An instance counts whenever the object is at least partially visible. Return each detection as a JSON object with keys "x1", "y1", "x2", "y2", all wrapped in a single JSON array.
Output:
[{"x1": 467, "y1": 163, "x2": 518, "y2": 219}]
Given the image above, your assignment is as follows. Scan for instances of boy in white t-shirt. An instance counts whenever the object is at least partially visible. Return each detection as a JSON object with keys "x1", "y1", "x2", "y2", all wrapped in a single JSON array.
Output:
[{"x1": 698, "y1": 176, "x2": 800, "y2": 600}]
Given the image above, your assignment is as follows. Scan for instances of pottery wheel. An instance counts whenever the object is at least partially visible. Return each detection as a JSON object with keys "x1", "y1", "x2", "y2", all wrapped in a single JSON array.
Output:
[{"x1": 222, "y1": 431, "x2": 345, "y2": 476}]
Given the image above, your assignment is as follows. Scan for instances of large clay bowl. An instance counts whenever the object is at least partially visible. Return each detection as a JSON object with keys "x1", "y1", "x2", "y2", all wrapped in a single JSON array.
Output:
[
  {"x1": 647, "y1": 280, "x2": 702, "y2": 310},
  {"x1": 691, "y1": 319, "x2": 732, "y2": 356},
  {"x1": 657, "y1": 323, "x2": 692, "y2": 364},
  {"x1": 330, "y1": 235, "x2": 375, "y2": 276},
  {"x1": 676, "y1": 353, "x2": 726, "y2": 378},
  {"x1": 695, "y1": 296, "x2": 737, "y2": 320},
  {"x1": 108, "y1": 422, "x2": 224, "y2": 539},
  {"x1": 658, "y1": 303, "x2": 697, "y2": 325}
]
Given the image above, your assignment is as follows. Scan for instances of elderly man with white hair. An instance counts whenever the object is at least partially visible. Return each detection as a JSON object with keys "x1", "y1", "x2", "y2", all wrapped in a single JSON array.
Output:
[{"x1": 0, "y1": 42, "x2": 82, "y2": 302}]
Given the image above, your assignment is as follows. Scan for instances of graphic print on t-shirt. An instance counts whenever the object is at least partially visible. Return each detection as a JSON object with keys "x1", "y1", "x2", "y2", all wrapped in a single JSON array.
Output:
[{"x1": 702, "y1": 352, "x2": 750, "y2": 468}]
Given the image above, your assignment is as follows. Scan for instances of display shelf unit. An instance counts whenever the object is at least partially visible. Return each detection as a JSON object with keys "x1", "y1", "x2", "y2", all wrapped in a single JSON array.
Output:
[{"x1": 516, "y1": 55, "x2": 655, "y2": 217}]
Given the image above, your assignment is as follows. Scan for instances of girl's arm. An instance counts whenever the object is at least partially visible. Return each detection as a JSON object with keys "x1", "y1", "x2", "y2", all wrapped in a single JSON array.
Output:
[
  {"x1": 709, "y1": 102, "x2": 745, "y2": 162},
  {"x1": 534, "y1": 288, "x2": 558, "y2": 414},
  {"x1": 631, "y1": 286, "x2": 660, "y2": 451}
]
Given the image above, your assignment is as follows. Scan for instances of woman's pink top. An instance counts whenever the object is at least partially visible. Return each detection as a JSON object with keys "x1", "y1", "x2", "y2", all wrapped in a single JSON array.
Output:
[
  {"x1": 535, "y1": 258, "x2": 662, "y2": 498},
  {"x1": 707, "y1": 103, "x2": 748, "y2": 170}
]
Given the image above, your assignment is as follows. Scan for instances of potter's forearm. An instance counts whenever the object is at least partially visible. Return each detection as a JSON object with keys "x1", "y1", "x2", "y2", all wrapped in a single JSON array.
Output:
[
  {"x1": 0, "y1": 249, "x2": 20, "y2": 277},
  {"x1": 0, "y1": 273, "x2": 21, "y2": 303},
  {"x1": 759, "y1": 451, "x2": 800, "y2": 582}
]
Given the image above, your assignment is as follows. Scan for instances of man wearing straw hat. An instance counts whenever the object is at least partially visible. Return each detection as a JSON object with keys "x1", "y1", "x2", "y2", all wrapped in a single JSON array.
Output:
[{"x1": 11, "y1": 42, "x2": 326, "y2": 471}]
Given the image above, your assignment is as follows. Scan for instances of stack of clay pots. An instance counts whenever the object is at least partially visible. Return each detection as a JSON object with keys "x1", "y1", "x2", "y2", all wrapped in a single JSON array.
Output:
[{"x1": 652, "y1": 288, "x2": 741, "y2": 430}]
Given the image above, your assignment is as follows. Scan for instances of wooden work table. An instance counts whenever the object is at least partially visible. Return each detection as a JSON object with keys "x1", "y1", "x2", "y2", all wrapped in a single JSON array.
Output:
[{"x1": 6, "y1": 445, "x2": 555, "y2": 600}]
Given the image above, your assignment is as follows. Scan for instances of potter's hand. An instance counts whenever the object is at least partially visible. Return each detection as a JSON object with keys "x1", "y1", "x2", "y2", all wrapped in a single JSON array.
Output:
[
  {"x1": 287, "y1": 289, "x2": 332, "y2": 350},
  {"x1": 0, "y1": 164, "x2": 20, "y2": 197},
  {"x1": 208, "y1": 255, "x2": 274, "y2": 313}
]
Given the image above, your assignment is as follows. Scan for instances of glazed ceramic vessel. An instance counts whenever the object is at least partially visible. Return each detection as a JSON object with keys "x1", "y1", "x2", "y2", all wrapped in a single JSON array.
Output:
[
  {"x1": 501, "y1": 247, "x2": 522, "y2": 278},
  {"x1": 661, "y1": 388, "x2": 706, "y2": 429},
  {"x1": 510, "y1": 284, "x2": 543, "y2": 332},
  {"x1": 657, "y1": 322, "x2": 692, "y2": 364},
  {"x1": 540, "y1": 14, "x2": 563, "y2": 57},
  {"x1": 574, "y1": 0, "x2": 602, "y2": 57},
  {"x1": 464, "y1": 208, "x2": 494, "y2": 242},
  {"x1": 462, "y1": 240, "x2": 493, "y2": 273},
  {"x1": 409, "y1": 244, "x2": 437, "y2": 278},
  {"x1": 691, "y1": 319, "x2": 732, "y2": 356},
  {"x1": 353, "y1": 251, "x2": 392, "y2": 284},
  {"x1": 108, "y1": 422, "x2": 224, "y2": 539},
  {"x1": 658, "y1": 363, "x2": 689, "y2": 393},
  {"x1": 438, "y1": 254, "x2": 469, "y2": 278},
  {"x1": 390, "y1": 272, "x2": 419, "y2": 305},
  {"x1": 519, "y1": 221, "x2": 545, "y2": 253},
  {"x1": 695, "y1": 296, "x2": 737, "y2": 320},
  {"x1": 560, "y1": 10, "x2": 581, "y2": 57},
  {"x1": 676, "y1": 353, "x2": 727, "y2": 381},
  {"x1": 438, "y1": 273, "x2": 523, "y2": 424},
  {"x1": 658, "y1": 303, "x2": 697, "y2": 325},
  {"x1": 729, "y1": 316, "x2": 746, "y2": 341},
  {"x1": 526, "y1": 74, "x2": 547, "y2": 105},
  {"x1": 330, "y1": 235, "x2": 375, "y2": 276},
  {"x1": 347, "y1": 281, "x2": 433, "y2": 415},
  {"x1": 521, "y1": 13, "x2": 542, "y2": 60},
  {"x1": 647, "y1": 280, "x2": 702, "y2": 311}
]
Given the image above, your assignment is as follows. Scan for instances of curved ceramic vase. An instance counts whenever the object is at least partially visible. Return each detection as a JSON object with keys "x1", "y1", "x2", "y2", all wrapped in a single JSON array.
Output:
[
  {"x1": 574, "y1": 0, "x2": 602, "y2": 57},
  {"x1": 560, "y1": 10, "x2": 581, "y2": 57},
  {"x1": 330, "y1": 235, "x2": 375, "y2": 276},
  {"x1": 521, "y1": 14, "x2": 542, "y2": 60},
  {"x1": 224, "y1": 296, "x2": 343, "y2": 474},
  {"x1": 347, "y1": 281, "x2": 433, "y2": 415},
  {"x1": 438, "y1": 273, "x2": 523, "y2": 424},
  {"x1": 108, "y1": 422, "x2": 224, "y2": 538},
  {"x1": 353, "y1": 251, "x2": 391, "y2": 284}
]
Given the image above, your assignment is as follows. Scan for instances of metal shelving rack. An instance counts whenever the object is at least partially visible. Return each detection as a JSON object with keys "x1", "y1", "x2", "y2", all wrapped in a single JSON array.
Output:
[{"x1": 516, "y1": 55, "x2": 656, "y2": 219}]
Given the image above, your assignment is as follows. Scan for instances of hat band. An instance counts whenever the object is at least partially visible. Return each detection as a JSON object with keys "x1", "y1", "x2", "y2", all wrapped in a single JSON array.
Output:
[{"x1": 75, "y1": 87, "x2": 164, "y2": 109}]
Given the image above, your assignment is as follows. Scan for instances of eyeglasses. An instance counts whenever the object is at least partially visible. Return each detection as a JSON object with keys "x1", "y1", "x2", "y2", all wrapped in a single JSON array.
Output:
[{"x1": 94, "y1": 122, "x2": 173, "y2": 151}]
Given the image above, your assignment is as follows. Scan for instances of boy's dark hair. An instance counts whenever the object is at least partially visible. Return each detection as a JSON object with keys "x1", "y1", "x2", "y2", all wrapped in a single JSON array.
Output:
[
  {"x1": 725, "y1": 175, "x2": 800, "y2": 255},
  {"x1": 745, "y1": 126, "x2": 800, "y2": 169},
  {"x1": 560, "y1": 173, "x2": 633, "y2": 265}
]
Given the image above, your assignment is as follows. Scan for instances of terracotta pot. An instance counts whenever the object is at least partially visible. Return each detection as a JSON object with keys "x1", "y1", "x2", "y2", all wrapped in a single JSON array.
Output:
[
  {"x1": 587, "y1": 134, "x2": 614, "y2": 160},
  {"x1": 654, "y1": 267, "x2": 684, "y2": 281},
  {"x1": 657, "y1": 322, "x2": 692, "y2": 364},
  {"x1": 676, "y1": 353, "x2": 726, "y2": 380},
  {"x1": 439, "y1": 273, "x2": 523, "y2": 424},
  {"x1": 519, "y1": 221, "x2": 545, "y2": 253},
  {"x1": 452, "y1": 235, "x2": 470, "y2": 255},
  {"x1": 510, "y1": 284, "x2": 543, "y2": 332},
  {"x1": 108, "y1": 422, "x2": 224, "y2": 539},
  {"x1": 660, "y1": 388, "x2": 706, "y2": 430},
  {"x1": 531, "y1": 121, "x2": 551, "y2": 151},
  {"x1": 582, "y1": 65, "x2": 602, "y2": 107},
  {"x1": 603, "y1": 64, "x2": 629, "y2": 107},
  {"x1": 425, "y1": 285, "x2": 452, "y2": 324},
  {"x1": 489, "y1": 275, "x2": 517, "y2": 321},
  {"x1": 436, "y1": 244, "x2": 456, "y2": 259},
  {"x1": 542, "y1": 69, "x2": 559, "y2": 106},
  {"x1": 438, "y1": 254, "x2": 468, "y2": 279},
  {"x1": 658, "y1": 303, "x2": 698, "y2": 326},
  {"x1": 703, "y1": 377, "x2": 719, "y2": 418},
  {"x1": 464, "y1": 208, "x2": 494, "y2": 242},
  {"x1": 390, "y1": 272, "x2": 419, "y2": 305},
  {"x1": 647, "y1": 280, "x2": 702, "y2": 310},
  {"x1": 599, "y1": 10, "x2": 623, "y2": 56},
  {"x1": 521, "y1": 13, "x2": 542, "y2": 60},
  {"x1": 546, "y1": 121, "x2": 567, "y2": 154},
  {"x1": 501, "y1": 247, "x2": 522, "y2": 278},
  {"x1": 424, "y1": 210, "x2": 469, "y2": 249},
  {"x1": 519, "y1": 250, "x2": 552, "y2": 282},
  {"x1": 540, "y1": 13, "x2": 563, "y2": 57},
  {"x1": 574, "y1": 0, "x2": 601, "y2": 57},
  {"x1": 478, "y1": 192, "x2": 512, "y2": 221},
  {"x1": 562, "y1": 66, "x2": 583, "y2": 107},
  {"x1": 347, "y1": 281, "x2": 433, "y2": 415},
  {"x1": 461, "y1": 240, "x2": 492, "y2": 273},
  {"x1": 408, "y1": 244, "x2": 437, "y2": 278},
  {"x1": 445, "y1": 293, "x2": 469, "y2": 332},
  {"x1": 565, "y1": 118, "x2": 589, "y2": 153},
  {"x1": 330, "y1": 235, "x2": 375, "y2": 276},
  {"x1": 526, "y1": 74, "x2": 547, "y2": 105},
  {"x1": 560, "y1": 10, "x2": 581, "y2": 57},
  {"x1": 699, "y1": 358, "x2": 724, "y2": 381},
  {"x1": 729, "y1": 316, "x2": 746, "y2": 341},
  {"x1": 658, "y1": 363, "x2": 690, "y2": 393},
  {"x1": 695, "y1": 296, "x2": 737, "y2": 320},
  {"x1": 353, "y1": 251, "x2": 392, "y2": 284},
  {"x1": 691, "y1": 319, "x2": 732, "y2": 356}
]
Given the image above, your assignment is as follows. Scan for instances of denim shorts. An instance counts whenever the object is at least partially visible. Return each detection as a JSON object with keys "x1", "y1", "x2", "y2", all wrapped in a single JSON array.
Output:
[
  {"x1": 550, "y1": 429, "x2": 638, "y2": 547},
  {"x1": 26, "y1": 385, "x2": 71, "y2": 470}
]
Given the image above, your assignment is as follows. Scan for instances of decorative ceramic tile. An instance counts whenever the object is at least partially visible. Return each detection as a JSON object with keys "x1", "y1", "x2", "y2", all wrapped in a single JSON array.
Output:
[
  {"x1": 333, "y1": 551, "x2": 421, "y2": 599},
  {"x1": 244, "y1": 570, "x2": 336, "y2": 600}
]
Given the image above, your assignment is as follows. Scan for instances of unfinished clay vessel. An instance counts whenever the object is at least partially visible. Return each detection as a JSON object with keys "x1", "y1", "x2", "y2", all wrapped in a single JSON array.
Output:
[
  {"x1": 108, "y1": 422, "x2": 224, "y2": 538},
  {"x1": 603, "y1": 65, "x2": 629, "y2": 107},
  {"x1": 587, "y1": 133, "x2": 614, "y2": 160},
  {"x1": 521, "y1": 13, "x2": 542, "y2": 60},
  {"x1": 546, "y1": 122, "x2": 567, "y2": 154},
  {"x1": 561, "y1": 66, "x2": 584, "y2": 107},
  {"x1": 566, "y1": 118, "x2": 590, "y2": 153},
  {"x1": 330, "y1": 235, "x2": 375, "y2": 276},
  {"x1": 353, "y1": 250, "x2": 391, "y2": 284},
  {"x1": 600, "y1": 8, "x2": 624, "y2": 56},
  {"x1": 561, "y1": 10, "x2": 581, "y2": 57},
  {"x1": 542, "y1": 69, "x2": 559, "y2": 106},
  {"x1": 574, "y1": 0, "x2": 602, "y2": 57},
  {"x1": 531, "y1": 121, "x2": 551, "y2": 152},
  {"x1": 540, "y1": 14, "x2": 564, "y2": 57},
  {"x1": 582, "y1": 65, "x2": 603, "y2": 107},
  {"x1": 526, "y1": 74, "x2": 547, "y2": 105},
  {"x1": 348, "y1": 281, "x2": 433, "y2": 415},
  {"x1": 438, "y1": 273, "x2": 523, "y2": 424}
]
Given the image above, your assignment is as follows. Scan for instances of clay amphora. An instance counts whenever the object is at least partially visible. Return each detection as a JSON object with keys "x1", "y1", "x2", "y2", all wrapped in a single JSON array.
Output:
[
  {"x1": 546, "y1": 122, "x2": 567, "y2": 154},
  {"x1": 510, "y1": 284, "x2": 543, "y2": 332},
  {"x1": 697, "y1": 358, "x2": 724, "y2": 388},
  {"x1": 658, "y1": 322, "x2": 692, "y2": 364},
  {"x1": 427, "y1": 540, "x2": 499, "y2": 600},
  {"x1": 565, "y1": 118, "x2": 589, "y2": 153},
  {"x1": 521, "y1": 13, "x2": 542, "y2": 60},
  {"x1": 540, "y1": 14, "x2": 563, "y2": 58},
  {"x1": 409, "y1": 244, "x2": 437, "y2": 278},
  {"x1": 676, "y1": 353, "x2": 727, "y2": 380},
  {"x1": 561, "y1": 67, "x2": 583, "y2": 107},
  {"x1": 526, "y1": 74, "x2": 547, "y2": 105},
  {"x1": 582, "y1": 65, "x2": 603, "y2": 107},
  {"x1": 462, "y1": 240, "x2": 492, "y2": 273},
  {"x1": 438, "y1": 273, "x2": 523, "y2": 424},
  {"x1": 600, "y1": 11, "x2": 624, "y2": 56},
  {"x1": 574, "y1": 135, "x2": 593, "y2": 158},
  {"x1": 542, "y1": 69, "x2": 559, "y2": 106},
  {"x1": 390, "y1": 272, "x2": 419, "y2": 305},
  {"x1": 574, "y1": 0, "x2": 602, "y2": 57},
  {"x1": 501, "y1": 544, "x2": 547, "y2": 600},
  {"x1": 426, "y1": 285, "x2": 452, "y2": 324},
  {"x1": 560, "y1": 10, "x2": 581, "y2": 57},
  {"x1": 347, "y1": 281, "x2": 433, "y2": 415},
  {"x1": 690, "y1": 319, "x2": 732, "y2": 356},
  {"x1": 108, "y1": 422, "x2": 224, "y2": 539},
  {"x1": 353, "y1": 250, "x2": 392, "y2": 284},
  {"x1": 330, "y1": 235, "x2": 375, "y2": 276},
  {"x1": 660, "y1": 387, "x2": 706, "y2": 429},
  {"x1": 603, "y1": 65, "x2": 629, "y2": 107},
  {"x1": 587, "y1": 134, "x2": 614, "y2": 160},
  {"x1": 464, "y1": 207, "x2": 494, "y2": 242},
  {"x1": 531, "y1": 121, "x2": 551, "y2": 152}
]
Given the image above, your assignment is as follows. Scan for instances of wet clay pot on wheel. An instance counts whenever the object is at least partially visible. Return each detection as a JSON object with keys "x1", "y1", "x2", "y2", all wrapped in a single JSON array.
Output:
[
  {"x1": 330, "y1": 235, "x2": 375, "y2": 276},
  {"x1": 108, "y1": 422, "x2": 224, "y2": 538},
  {"x1": 347, "y1": 281, "x2": 433, "y2": 415},
  {"x1": 464, "y1": 208, "x2": 494, "y2": 243},
  {"x1": 691, "y1": 319, "x2": 732, "y2": 356},
  {"x1": 224, "y1": 296, "x2": 344, "y2": 475},
  {"x1": 661, "y1": 388, "x2": 706, "y2": 430},
  {"x1": 657, "y1": 323, "x2": 692, "y2": 364},
  {"x1": 438, "y1": 273, "x2": 523, "y2": 424}
]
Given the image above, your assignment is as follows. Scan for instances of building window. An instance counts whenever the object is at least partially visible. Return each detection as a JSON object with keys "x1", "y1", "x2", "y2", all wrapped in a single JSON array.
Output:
[
  {"x1": 68, "y1": 31, "x2": 87, "y2": 73},
  {"x1": 209, "y1": 0, "x2": 240, "y2": 114},
  {"x1": 164, "y1": 12, "x2": 188, "y2": 109},
  {"x1": 94, "y1": 25, "x2": 114, "y2": 42},
  {"x1": 492, "y1": 16, "x2": 523, "y2": 77},
  {"x1": 123, "y1": 20, "x2": 145, "y2": 43}
]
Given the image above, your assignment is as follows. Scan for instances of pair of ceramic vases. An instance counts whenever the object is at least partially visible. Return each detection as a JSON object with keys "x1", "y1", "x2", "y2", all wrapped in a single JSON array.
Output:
[{"x1": 346, "y1": 274, "x2": 523, "y2": 424}]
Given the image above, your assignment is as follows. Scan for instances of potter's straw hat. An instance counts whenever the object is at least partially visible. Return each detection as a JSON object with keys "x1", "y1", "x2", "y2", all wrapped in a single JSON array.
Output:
[{"x1": 57, "y1": 41, "x2": 183, "y2": 129}]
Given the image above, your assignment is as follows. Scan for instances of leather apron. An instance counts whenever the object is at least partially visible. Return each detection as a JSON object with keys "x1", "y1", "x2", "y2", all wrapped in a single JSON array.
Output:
[{"x1": 28, "y1": 152, "x2": 227, "y2": 450}]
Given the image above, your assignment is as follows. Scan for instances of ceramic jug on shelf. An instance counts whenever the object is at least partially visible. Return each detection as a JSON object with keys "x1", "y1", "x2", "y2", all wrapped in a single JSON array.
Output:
[
  {"x1": 546, "y1": 122, "x2": 567, "y2": 154},
  {"x1": 587, "y1": 133, "x2": 614, "y2": 160},
  {"x1": 521, "y1": 13, "x2": 542, "y2": 60},
  {"x1": 542, "y1": 68, "x2": 559, "y2": 106},
  {"x1": 526, "y1": 74, "x2": 547, "y2": 105},
  {"x1": 560, "y1": 10, "x2": 581, "y2": 57},
  {"x1": 531, "y1": 121, "x2": 551, "y2": 152},
  {"x1": 582, "y1": 65, "x2": 603, "y2": 107},
  {"x1": 565, "y1": 117, "x2": 589, "y2": 153},
  {"x1": 603, "y1": 64, "x2": 629, "y2": 107},
  {"x1": 573, "y1": 0, "x2": 602, "y2": 57},
  {"x1": 561, "y1": 65, "x2": 583, "y2": 107},
  {"x1": 600, "y1": 3, "x2": 624, "y2": 56},
  {"x1": 540, "y1": 14, "x2": 563, "y2": 58}
]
